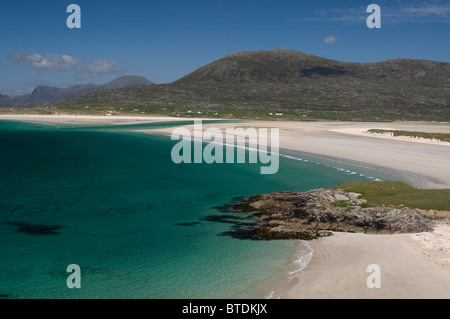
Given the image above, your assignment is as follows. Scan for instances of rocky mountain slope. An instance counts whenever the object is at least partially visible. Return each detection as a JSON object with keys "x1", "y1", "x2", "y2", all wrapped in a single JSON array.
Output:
[
  {"x1": 7, "y1": 49, "x2": 450, "y2": 121},
  {"x1": 0, "y1": 75, "x2": 153, "y2": 107}
]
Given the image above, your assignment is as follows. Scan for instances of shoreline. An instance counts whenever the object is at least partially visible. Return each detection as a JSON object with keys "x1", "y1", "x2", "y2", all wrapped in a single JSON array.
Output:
[
  {"x1": 0, "y1": 114, "x2": 203, "y2": 125},
  {"x1": 144, "y1": 119, "x2": 450, "y2": 189},
  {"x1": 1, "y1": 114, "x2": 443, "y2": 188},
  {"x1": 282, "y1": 221, "x2": 450, "y2": 299},
  {"x1": 2, "y1": 114, "x2": 449, "y2": 298}
]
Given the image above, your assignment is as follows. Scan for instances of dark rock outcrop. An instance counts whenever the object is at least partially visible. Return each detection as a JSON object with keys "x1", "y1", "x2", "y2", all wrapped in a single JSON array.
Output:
[{"x1": 232, "y1": 189, "x2": 433, "y2": 240}]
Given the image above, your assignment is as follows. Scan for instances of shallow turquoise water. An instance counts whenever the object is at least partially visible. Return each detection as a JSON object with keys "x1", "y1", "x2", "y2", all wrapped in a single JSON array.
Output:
[{"x1": 0, "y1": 120, "x2": 399, "y2": 298}]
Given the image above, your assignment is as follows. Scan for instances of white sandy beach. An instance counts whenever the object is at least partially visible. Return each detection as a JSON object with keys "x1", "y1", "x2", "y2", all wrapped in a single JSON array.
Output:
[
  {"x1": 283, "y1": 223, "x2": 450, "y2": 299},
  {"x1": 1, "y1": 114, "x2": 449, "y2": 298},
  {"x1": 0, "y1": 114, "x2": 194, "y2": 125}
]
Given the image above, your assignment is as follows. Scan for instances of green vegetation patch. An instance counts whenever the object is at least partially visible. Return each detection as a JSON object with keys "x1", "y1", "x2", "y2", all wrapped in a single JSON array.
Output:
[
  {"x1": 331, "y1": 200, "x2": 352, "y2": 207},
  {"x1": 333, "y1": 181, "x2": 450, "y2": 211},
  {"x1": 367, "y1": 129, "x2": 450, "y2": 143}
]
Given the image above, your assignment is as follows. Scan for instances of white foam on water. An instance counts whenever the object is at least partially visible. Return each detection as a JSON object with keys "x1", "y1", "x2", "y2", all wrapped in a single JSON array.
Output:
[
  {"x1": 264, "y1": 241, "x2": 314, "y2": 299},
  {"x1": 288, "y1": 241, "x2": 314, "y2": 277}
]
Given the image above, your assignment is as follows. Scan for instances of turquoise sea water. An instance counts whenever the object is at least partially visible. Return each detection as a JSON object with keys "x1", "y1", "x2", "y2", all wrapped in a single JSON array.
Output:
[{"x1": 0, "y1": 120, "x2": 400, "y2": 299}]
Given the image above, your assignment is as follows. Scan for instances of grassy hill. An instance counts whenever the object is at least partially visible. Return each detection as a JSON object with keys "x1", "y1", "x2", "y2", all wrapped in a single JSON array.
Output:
[{"x1": 3, "y1": 49, "x2": 449, "y2": 121}]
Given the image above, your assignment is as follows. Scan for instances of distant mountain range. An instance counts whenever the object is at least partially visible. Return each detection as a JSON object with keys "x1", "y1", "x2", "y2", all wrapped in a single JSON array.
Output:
[
  {"x1": 3, "y1": 49, "x2": 450, "y2": 121},
  {"x1": 0, "y1": 75, "x2": 154, "y2": 107}
]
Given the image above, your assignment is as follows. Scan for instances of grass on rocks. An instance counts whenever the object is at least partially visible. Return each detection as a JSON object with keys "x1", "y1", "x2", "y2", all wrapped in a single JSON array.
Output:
[{"x1": 333, "y1": 181, "x2": 450, "y2": 211}]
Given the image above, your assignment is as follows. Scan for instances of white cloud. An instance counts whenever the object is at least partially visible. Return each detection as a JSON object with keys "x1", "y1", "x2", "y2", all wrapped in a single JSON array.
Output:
[
  {"x1": 9, "y1": 52, "x2": 126, "y2": 80},
  {"x1": 405, "y1": 5, "x2": 450, "y2": 17},
  {"x1": 10, "y1": 52, "x2": 78, "y2": 71},
  {"x1": 76, "y1": 59, "x2": 125, "y2": 79},
  {"x1": 323, "y1": 36, "x2": 339, "y2": 44},
  {"x1": 291, "y1": 2, "x2": 450, "y2": 25}
]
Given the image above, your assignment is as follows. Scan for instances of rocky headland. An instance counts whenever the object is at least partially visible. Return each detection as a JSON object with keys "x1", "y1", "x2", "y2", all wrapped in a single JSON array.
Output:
[{"x1": 232, "y1": 188, "x2": 434, "y2": 240}]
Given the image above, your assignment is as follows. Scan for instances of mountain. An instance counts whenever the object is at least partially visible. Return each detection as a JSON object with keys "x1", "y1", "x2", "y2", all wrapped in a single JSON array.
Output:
[
  {"x1": 29, "y1": 75, "x2": 153, "y2": 102},
  {"x1": 176, "y1": 49, "x2": 450, "y2": 85},
  {"x1": 0, "y1": 75, "x2": 154, "y2": 107},
  {"x1": 101, "y1": 75, "x2": 154, "y2": 89},
  {"x1": 0, "y1": 94, "x2": 12, "y2": 108},
  {"x1": 176, "y1": 49, "x2": 353, "y2": 83},
  {"x1": 9, "y1": 49, "x2": 450, "y2": 121}
]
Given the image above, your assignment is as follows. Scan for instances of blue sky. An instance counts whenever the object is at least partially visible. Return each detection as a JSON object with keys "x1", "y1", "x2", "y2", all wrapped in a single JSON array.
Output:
[{"x1": 0, "y1": 0, "x2": 449, "y2": 96}]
